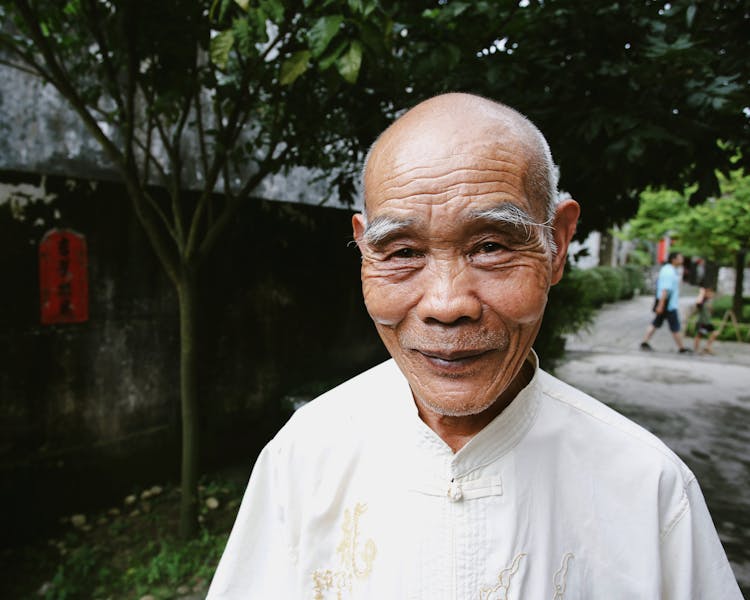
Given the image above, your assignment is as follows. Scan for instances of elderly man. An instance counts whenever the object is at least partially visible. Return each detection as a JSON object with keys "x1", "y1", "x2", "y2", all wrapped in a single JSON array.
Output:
[{"x1": 208, "y1": 94, "x2": 741, "y2": 598}]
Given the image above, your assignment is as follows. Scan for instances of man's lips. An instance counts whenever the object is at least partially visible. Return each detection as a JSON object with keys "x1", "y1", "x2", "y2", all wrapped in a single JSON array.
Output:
[{"x1": 414, "y1": 348, "x2": 494, "y2": 364}]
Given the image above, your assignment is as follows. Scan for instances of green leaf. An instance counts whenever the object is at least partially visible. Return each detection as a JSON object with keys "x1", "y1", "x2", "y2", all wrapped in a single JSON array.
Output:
[
  {"x1": 686, "y1": 5, "x2": 697, "y2": 28},
  {"x1": 63, "y1": 1, "x2": 81, "y2": 16},
  {"x1": 280, "y1": 50, "x2": 311, "y2": 85},
  {"x1": 232, "y1": 17, "x2": 252, "y2": 55},
  {"x1": 210, "y1": 30, "x2": 235, "y2": 69},
  {"x1": 362, "y1": 0, "x2": 378, "y2": 17},
  {"x1": 234, "y1": 0, "x2": 249, "y2": 10},
  {"x1": 348, "y1": 0, "x2": 364, "y2": 14},
  {"x1": 359, "y1": 20, "x2": 386, "y2": 55},
  {"x1": 308, "y1": 15, "x2": 344, "y2": 58},
  {"x1": 318, "y1": 40, "x2": 348, "y2": 70},
  {"x1": 210, "y1": 0, "x2": 234, "y2": 21},
  {"x1": 336, "y1": 40, "x2": 362, "y2": 83},
  {"x1": 246, "y1": 8, "x2": 269, "y2": 44},
  {"x1": 259, "y1": 0, "x2": 285, "y2": 23}
]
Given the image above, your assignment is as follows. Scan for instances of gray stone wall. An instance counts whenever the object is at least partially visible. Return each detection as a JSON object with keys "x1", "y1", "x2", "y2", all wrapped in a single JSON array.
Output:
[{"x1": 0, "y1": 63, "x2": 362, "y2": 211}]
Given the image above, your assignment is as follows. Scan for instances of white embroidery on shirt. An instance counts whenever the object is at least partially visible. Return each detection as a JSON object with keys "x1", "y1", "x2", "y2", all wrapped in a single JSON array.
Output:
[
  {"x1": 552, "y1": 553, "x2": 574, "y2": 599},
  {"x1": 312, "y1": 503, "x2": 377, "y2": 599},
  {"x1": 479, "y1": 552, "x2": 526, "y2": 600}
]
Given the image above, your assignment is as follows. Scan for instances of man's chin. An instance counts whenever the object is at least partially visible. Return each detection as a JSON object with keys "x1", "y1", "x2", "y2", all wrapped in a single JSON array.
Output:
[{"x1": 413, "y1": 387, "x2": 500, "y2": 418}]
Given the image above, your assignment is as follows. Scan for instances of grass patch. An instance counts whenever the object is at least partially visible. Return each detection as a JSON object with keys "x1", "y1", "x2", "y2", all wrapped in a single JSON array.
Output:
[{"x1": 1, "y1": 475, "x2": 245, "y2": 599}]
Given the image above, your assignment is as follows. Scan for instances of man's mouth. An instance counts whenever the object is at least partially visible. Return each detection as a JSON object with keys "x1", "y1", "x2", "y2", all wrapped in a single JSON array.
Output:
[{"x1": 415, "y1": 348, "x2": 494, "y2": 370}]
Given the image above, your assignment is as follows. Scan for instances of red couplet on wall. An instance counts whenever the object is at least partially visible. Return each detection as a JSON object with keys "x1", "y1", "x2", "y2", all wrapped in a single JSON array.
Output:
[{"x1": 39, "y1": 229, "x2": 89, "y2": 324}]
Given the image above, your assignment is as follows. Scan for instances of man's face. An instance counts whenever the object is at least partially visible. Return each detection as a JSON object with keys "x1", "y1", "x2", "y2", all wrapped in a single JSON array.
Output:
[{"x1": 353, "y1": 123, "x2": 573, "y2": 419}]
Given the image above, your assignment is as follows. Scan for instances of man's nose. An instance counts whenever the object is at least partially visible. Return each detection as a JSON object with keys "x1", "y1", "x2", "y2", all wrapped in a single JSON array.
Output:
[{"x1": 415, "y1": 259, "x2": 482, "y2": 324}]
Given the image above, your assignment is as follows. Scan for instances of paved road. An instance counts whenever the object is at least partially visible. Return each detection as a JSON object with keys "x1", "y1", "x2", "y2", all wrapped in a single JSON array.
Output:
[{"x1": 555, "y1": 291, "x2": 750, "y2": 593}]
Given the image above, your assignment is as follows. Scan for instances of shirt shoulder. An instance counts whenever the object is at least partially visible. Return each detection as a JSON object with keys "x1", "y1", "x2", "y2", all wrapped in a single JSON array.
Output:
[
  {"x1": 536, "y1": 369, "x2": 695, "y2": 488},
  {"x1": 536, "y1": 370, "x2": 698, "y2": 537},
  {"x1": 271, "y1": 359, "x2": 406, "y2": 450}
]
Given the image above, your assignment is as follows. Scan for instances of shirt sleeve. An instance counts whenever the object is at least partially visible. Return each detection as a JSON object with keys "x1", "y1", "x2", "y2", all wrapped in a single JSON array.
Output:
[
  {"x1": 659, "y1": 477, "x2": 743, "y2": 598},
  {"x1": 206, "y1": 440, "x2": 296, "y2": 599}
]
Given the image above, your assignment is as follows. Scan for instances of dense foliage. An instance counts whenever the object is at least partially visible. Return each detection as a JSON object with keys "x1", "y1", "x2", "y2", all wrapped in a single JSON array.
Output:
[
  {"x1": 393, "y1": 0, "x2": 750, "y2": 235},
  {"x1": 624, "y1": 163, "x2": 750, "y2": 315}
]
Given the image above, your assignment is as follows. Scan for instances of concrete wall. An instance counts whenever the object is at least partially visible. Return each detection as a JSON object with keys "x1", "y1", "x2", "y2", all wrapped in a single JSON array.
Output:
[
  {"x1": 718, "y1": 266, "x2": 750, "y2": 298},
  {"x1": 0, "y1": 170, "x2": 387, "y2": 542},
  {"x1": 0, "y1": 63, "x2": 359, "y2": 211}
]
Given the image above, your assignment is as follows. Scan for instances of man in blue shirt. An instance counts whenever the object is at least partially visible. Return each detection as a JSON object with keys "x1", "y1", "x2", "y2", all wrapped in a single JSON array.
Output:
[{"x1": 640, "y1": 251, "x2": 692, "y2": 353}]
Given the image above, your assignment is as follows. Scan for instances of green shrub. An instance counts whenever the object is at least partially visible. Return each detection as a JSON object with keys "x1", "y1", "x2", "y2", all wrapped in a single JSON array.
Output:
[
  {"x1": 594, "y1": 266, "x2": 624, "y2": 303},
  {"x1": 536, "y1": 264, "x2": 596, "y2": 368},
  {"x1": 711, "y1": 295, "x2": 750, "y2": 322},
  {"x1": 565, "y1": 265, "x2": 637, "y2": 308},
  {"x1": 577, "y1": 268, "x2": 608, "y2": 307},
  {"x1": 622, "y1": 264, "x2": 646, "y2": 297},
  {"x1": 537, "y1": 264, "x2": 652, "y2": 369}
]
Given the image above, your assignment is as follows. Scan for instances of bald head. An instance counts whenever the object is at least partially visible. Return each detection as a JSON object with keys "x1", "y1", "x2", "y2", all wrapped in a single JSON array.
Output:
[{"x1": 363, "y1": 93, "x2": 559, "y2": 223}]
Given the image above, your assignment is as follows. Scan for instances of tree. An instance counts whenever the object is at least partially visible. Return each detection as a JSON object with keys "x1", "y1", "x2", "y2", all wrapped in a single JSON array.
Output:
[
  {"x1": 391, "y1": 0, "x2": 750, "y2": 235},
  {"x1": 677, "y1": 168, "x2": 750, "y2": 317},
  {"x1": 622, "y1": 187, "x2": 689, "y2": 242},
  {"x1": 0, "y1": 0, "x2": 402, "y2": 538},
  {"x1": 624, "y1": 167, "x2": 750, "y2": 317}
]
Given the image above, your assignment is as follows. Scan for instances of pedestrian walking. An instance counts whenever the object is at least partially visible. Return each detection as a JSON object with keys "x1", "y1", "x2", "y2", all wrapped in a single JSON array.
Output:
[
  {"x1": 640, "y1": 252, "x2": 692, "y2": 353},
  {"x1": 693, "y1": 283, "x2": 720, "y2": 354}
]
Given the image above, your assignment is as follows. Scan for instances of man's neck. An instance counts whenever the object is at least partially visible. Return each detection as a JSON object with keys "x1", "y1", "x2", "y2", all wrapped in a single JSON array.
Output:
[{"x1": 417, "y1": 361, "x2": 534, "y2": 453}]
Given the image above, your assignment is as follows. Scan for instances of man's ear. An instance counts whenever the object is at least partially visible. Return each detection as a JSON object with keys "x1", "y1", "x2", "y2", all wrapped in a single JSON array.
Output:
[
  {"x1": 352, "y1": 213, "x2": 367, "y2": 247},
  {"x1": 550, "y1": 199, "x2": 580, "y2": 285}
]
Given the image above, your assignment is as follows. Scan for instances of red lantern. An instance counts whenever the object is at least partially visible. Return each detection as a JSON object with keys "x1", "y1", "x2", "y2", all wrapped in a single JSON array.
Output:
[{"x1": 39, "y1": 229, "x2": 89, "y2": 324}]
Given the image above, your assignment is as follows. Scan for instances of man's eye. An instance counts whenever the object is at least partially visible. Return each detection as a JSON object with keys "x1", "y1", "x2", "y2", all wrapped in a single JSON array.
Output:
[
  {"x1": 388, "y1": 247, "x2": 422, "y2": 259},
  {"x1": 477, "y1": 242, "x2": 505, "y2": 253}
]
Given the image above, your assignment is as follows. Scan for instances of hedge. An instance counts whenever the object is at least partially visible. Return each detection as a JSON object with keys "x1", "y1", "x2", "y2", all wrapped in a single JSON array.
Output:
[{"x1": 537, "y1": 264, "x2": 646, "y2": 367}]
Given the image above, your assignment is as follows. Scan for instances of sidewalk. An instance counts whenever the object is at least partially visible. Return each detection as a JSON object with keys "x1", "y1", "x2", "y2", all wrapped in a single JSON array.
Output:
[
  {"x1": 555, "y1": 291, "x2": 750, "y2": 593},
  {"x1": 564, "y1": 287, "x2": 750, "y2": 364}
]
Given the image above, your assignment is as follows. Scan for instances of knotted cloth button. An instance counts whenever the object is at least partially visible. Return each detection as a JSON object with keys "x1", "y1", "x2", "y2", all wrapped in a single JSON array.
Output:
[{"x1": 447, "y1": 482, "x2": 463, "y2": 502}]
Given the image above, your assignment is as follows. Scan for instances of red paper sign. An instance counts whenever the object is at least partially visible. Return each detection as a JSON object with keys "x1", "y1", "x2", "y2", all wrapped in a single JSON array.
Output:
[{"x1": 39, "y1": 229, "x2": 89, "y2": 324}]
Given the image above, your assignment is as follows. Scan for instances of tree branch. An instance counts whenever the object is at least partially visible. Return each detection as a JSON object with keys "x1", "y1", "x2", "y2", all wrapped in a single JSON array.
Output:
[{"x1": 81, "y1": 0, "x2": 127, "y2": 119}]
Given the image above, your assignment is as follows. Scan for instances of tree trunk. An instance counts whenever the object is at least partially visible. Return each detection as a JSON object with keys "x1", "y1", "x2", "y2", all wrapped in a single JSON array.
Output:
[
  {"x1": 177, "y1": 265, "x2": 200, "y2": 539},
  {"x1": 599, "y1": 230, "x2": 614, "y2": 266},
  {"x1": 703, "y1": 260, "x2": 720, "y2": 290},
  {"x1": 733, "y1": 249, "x2": 747, "y2": 320}
]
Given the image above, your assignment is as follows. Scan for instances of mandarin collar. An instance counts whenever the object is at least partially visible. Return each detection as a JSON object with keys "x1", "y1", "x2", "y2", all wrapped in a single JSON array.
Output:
[{"x1": 392, "y1": 351, "x2": 541, "y2": 477}]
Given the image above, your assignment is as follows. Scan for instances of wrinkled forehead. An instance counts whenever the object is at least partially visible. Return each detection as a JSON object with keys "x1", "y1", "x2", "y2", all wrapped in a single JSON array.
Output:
[{"x1": 364, "y1": 114, "x2": 539, "y2": 221}]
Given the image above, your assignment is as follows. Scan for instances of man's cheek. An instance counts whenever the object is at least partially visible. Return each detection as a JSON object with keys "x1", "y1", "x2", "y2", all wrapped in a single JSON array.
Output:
[
  {"x1": 492, "y1": 279, "x2": 548, "y2": 324},
  {"x1": 362, "y1": 278, "x2": 412, "y2": 326}
]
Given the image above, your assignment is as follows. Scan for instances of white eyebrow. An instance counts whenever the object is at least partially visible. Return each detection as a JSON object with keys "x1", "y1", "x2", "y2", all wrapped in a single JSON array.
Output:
[
  {"x1": 361, "y1": 215, "x2": 416, "y2": 245},
  {"x1": 471, "y1": 203, "x2": 555, "y2": 251},
  {"x1": 470, "y1": 203, "x2": 549, "y2": 230}
]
